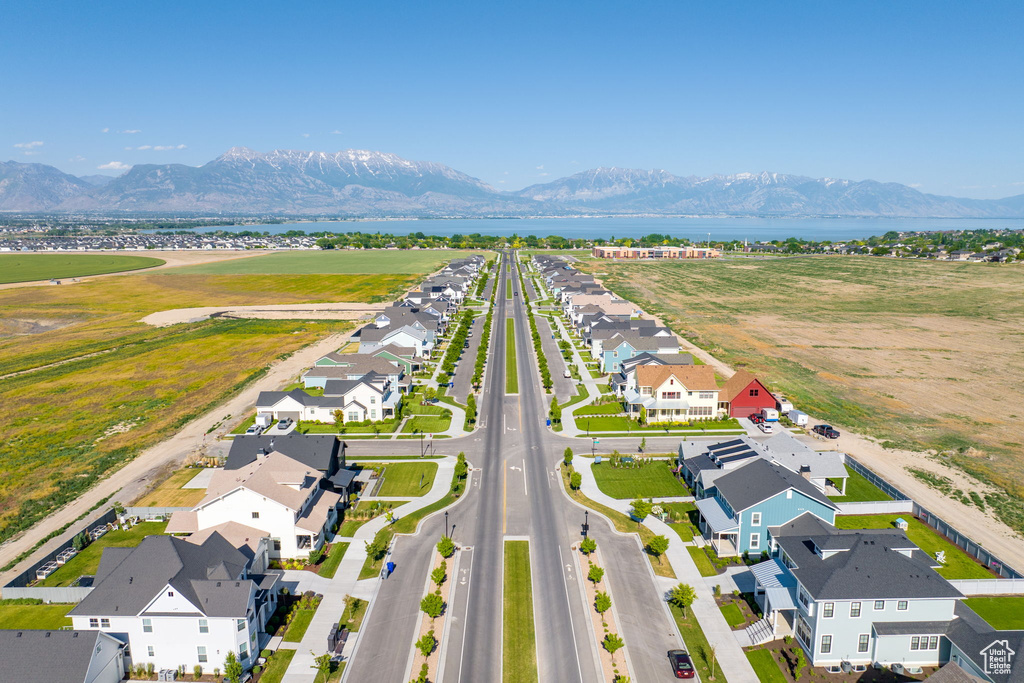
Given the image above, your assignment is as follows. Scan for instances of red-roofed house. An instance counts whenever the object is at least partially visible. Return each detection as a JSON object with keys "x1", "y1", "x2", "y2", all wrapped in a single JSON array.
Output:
[{"x1": 718, "y1": 370, "x2": 775, "y2": 418}]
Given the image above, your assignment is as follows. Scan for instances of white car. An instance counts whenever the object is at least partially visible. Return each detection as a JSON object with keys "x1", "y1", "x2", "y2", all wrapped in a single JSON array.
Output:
[{"x1": 758, "y1": 422, "x2": 775, "y2": 434}]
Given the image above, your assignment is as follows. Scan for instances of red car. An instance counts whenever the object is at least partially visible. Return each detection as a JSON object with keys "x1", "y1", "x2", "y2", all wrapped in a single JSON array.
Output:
[
  {"x1": 750, "y1": 414, "x2": 764, "y2": 424},
  {"x1": 668, "y1": 649, "x2": 695, "y2": 679}
]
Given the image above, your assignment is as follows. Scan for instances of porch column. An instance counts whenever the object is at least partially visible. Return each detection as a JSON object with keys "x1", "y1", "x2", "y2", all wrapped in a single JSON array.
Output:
[{"x1": 841, "y1": 477, "x2": 847, "y2": 495}]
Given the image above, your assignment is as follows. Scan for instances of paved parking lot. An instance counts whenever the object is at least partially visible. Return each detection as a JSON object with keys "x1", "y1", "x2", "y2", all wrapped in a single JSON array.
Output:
[{"x1": 450, "y1": 313, "x2": 486, "y2": 405}]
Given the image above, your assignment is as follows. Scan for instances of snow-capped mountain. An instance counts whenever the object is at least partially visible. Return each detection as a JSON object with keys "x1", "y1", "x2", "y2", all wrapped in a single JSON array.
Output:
[{"x1": 1, "y1": 150, "x2": 1023, "y2": 217}]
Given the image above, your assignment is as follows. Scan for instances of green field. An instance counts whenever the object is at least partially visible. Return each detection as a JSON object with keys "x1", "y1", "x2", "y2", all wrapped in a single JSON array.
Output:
[
  {"x1": 38, "y1": 522, "x2": 168, "y2": 587},
  {"x1": 503, "y1": 540, "x2": 538, "y2": 683},
  {"x1": 963, "y1": 596, "x2": 1024, "y2": 630},
  {"x1": 746, "y1": 649, "x2": 786, "y2": 683},
  {"x1": 0, "y1": 602, "x2": 73, "y2": 629},
  {"x1": 835, "y1": 514, "x2": 994, "y2": 579},
  {"x1": 828, "y1": 466, "x2": 892, "y2": 503},
  {"x1": 377, "y1": 462, "x2": 438, "y2": 496},
  {"x1": 506, "y1": 318, "x2": 518, "y2": 393},
  {"x1": 159, "y1": 249, "x2": 472, "y2": 275},
  {"x1": 591, "y1": 460, "x2": 689, "y2": 499},
  {"x1": 0, "y1": 254, "x2": 164, "y2": 284}
]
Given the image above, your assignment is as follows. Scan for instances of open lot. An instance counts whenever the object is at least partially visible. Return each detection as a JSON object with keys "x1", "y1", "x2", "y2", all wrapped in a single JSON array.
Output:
[
  {"x1": 133, "y1": 468, "x2": 208, "y2": 507},
  {"x1": 591, "y1": 459, "x2": 689, "y2": 499},
  {"x1": 586, "y1": 256, "x2": 1024, "y2": 533},
  {"x1": 37, "y1": 521, "x2": 168, "y2": 587},
  {"x1": 0, "y1": 270, "x2": 412, "y2": 544},
  {"x1": 0, "y1": 254, "x2": 164, "y2": 284},
  {"x1": 158, "y1": 249, "x2": 480, "y2": 275}
]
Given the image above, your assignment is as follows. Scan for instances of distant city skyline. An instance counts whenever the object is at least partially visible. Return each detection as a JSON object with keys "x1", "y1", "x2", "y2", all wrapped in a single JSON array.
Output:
[{"x1": 2, "y1": 1, "x2": 1023, "y2": 199}]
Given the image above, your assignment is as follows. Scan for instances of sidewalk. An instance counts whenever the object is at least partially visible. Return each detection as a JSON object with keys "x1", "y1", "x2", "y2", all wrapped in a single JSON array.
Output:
[
  {"x1": 548, "y1": 315, "x2": 604, "y2": 437},
  {"x1": 573, "y1": 457, "x2": 758, "y2": 683},
  {"x1": 280, "y1": 456, "x2": 457, "y2": 683}
]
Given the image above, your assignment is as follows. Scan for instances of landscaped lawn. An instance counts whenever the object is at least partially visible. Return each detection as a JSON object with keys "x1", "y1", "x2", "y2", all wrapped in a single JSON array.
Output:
[
  {"x1": 719, "y1": 602, "x2": 745, "y2": 628},
  {"x1": 258, "y1": 648, "x2": 296, "y2": 683},
  {"x1": 0, "y1": 254, "x2": 164, "y2": 284},
  {"x1": 506, "y1": 319, "x2": 518, "y2": 393},
  {"x1": 835, "y1": 514, "x2": 994, "y2": 579},
  {"x1": 339, "y1": 595, "x2": 368, "y2": 632},
  {"x1": 575, "y1": 415, "x2": 743, "y2": 434},
  {"x1": 964, "y1": 597, "x2": 1024, "y2": 630},
  {"x1": 574, "y1": 402, "x2": 623, "y2": 416},
  {"x1": 0, "y1": 602, "x2": 73, "y2": 629},
  {"x1": 377, "y1": 462, "x2": 438, "y2": 497},
  {"x1": 687, "y1": 546, "x2": 718, "y2": 578},
  {"x1": 401, "y1": 412, "x2": 452, "y2": 435},
  {"x1": 298, "y1": 420, "x2": 399, "y2": 435},
  {"x1": 283, "y1": 608, "x2": 317, "y2": 642},
  {"x1": 134, "y1": 468, "x2": 208, "y2": 507},
  {"x1": 669, "y1": 603, "x2": 728, "y2": 683},
  {"x1": 503, "y1": 540, "x2": 538, "y2": 683},
  {"x1": 38, "y1": 521, "x2": 168, "y2": 587},
  {"x1": 746, "y1": 648, "x2": 786, "y2": 683},
  {"x1": 828, "y1": 467, "x2": 892, "y2": 502},
  {"x1": 591, "y1": 460, "x2": 689, "y2": 499},
  {"x1": 318, "y1": 542, "x2": 349, "y2": 579}
]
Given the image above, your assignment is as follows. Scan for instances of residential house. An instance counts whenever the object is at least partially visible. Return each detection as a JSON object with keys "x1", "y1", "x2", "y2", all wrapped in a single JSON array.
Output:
[
  {"x1": 600, "y1": 332, "x2": 680, "y2": 372},
  {"x1": 301, "y1": 356, "x2": 406, "y2": 392},
  {"x1": 0, "y1": 630, "x2": 127, "y2": 683},
  {"x1": 357, "y1": 325, "x2": 434, "y2": 358},
  {"x1": 623, "y1": 365, "x2": 720, "y2": 421},
  {"x1": 611, "y1": 352, "x2": 694, "y2": 395},
  {"x1": 255, "y1": 376, "x2": 397, "y2": 425},
  {"x1": 719, "y1": 369, "x2": 777, "y2": 418}
]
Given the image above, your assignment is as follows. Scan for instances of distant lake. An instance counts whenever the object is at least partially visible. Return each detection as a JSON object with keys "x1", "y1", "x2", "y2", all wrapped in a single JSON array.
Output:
[{"x1": 183, "y1": 216, "x2": 1024, "y2": 242}]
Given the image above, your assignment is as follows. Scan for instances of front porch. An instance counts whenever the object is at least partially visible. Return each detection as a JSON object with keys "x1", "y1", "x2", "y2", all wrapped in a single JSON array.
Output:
[
  {"x1": 695, "y1": 496, "x2": 740, "y2": 557},
  {"x1": 749, "y1": 558, "x2": 800, "y2": 644}
]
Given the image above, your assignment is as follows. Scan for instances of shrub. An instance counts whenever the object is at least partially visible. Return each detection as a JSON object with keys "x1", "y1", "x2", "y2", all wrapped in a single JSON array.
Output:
[
  {"x1": 193, "y1": 665, "x2": 203, "y2": 680},
  {"x1": 587, "y1": 563, "x2": 605, "y2": 583},
  {"x1": 595, "y1": 591, "x2": 611, "y2": 614},
  {"x1": 437, "y1": 535, "x2": 455, "y2": 558},
  {"x1": 260, "y1": 649, "x2": 272, "y2": 659},
  {"x1": 563, "y1": 447, "x2": 574, "y2": 466},
  {"x1": 580, "y1": 537, "x2": 596, "y2": 555},
  {"x1": 570, "y1": 471, "x2": 582, "y2": 490},
  {"x1": 420, "y1": 591, "x2": 444, "y2": 619},
  {"x1": 416, "y1": 629, "x2": 436, "y2": 657},
  {"x1": 431, "y1": 561, "x2": 447, "y2": 587}
]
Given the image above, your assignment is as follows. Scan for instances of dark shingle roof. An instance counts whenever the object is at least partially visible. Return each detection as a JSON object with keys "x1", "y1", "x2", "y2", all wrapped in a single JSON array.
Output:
[
  {"x1": 226, "y1": 434, "x2": 341, "y2": 474},
  {"x1": 945, "y1": 602, "x2": 1024, "y2": 683},
  {"x1": 0, "y1": 630, "x2": 124, "y2": 683},
  {"x1": 713, "y1": 459, "x2": 837, "y2": 512},
  {"x1": 872, "y1": 620, "x2": 952, "y2": 635}
]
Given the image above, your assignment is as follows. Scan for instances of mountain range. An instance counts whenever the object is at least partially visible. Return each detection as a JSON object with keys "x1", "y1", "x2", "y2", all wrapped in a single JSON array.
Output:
[{"x1": 2, "y1": 148, "x2": 1023, "y2": 218}]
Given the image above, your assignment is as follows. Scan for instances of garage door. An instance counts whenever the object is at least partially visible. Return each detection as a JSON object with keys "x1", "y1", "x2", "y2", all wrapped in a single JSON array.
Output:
[
  {"x1": 277, "y1": 411, "x2": 301, "y2": 421},
  {"x1": 732, "y1": 406, "x2": 760, "y2": 419}
]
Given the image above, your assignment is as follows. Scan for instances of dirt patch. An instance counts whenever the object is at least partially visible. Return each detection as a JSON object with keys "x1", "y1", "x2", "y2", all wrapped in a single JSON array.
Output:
[
  {"x1": 0, "y1": 317, "x2": 81, "y2": 336},
  {"x1": 140, "y1": 302, "x2": 384, "y2": 326}
]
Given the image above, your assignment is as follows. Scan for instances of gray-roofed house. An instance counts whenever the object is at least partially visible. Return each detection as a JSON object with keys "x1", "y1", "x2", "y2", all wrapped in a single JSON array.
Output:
[
  {"x1": 225, "y1": 434, "x2": 343, "y2": 476},
  {"x1": 0, "y1": 629, "x2": 127, "y2": 683},
  {"x1": 70, "y1": 532, "x2": 278, "y2": 674}
]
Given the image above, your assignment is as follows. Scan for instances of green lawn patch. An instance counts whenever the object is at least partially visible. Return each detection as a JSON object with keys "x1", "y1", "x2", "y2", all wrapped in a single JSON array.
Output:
[
  {"x1": 258, "y1": 648, "x2": 296, "y2": 683},
  {"x1": 283, "y1": 608, "x2": 316, "y2": 642},
  {"x1": 134, "y1": 468, "x2": 208, "y2": 507},
  {"x1": 0, "y1": 254, "x2": 164, "y2": 284},
  {"x1": 835, "y1": 514, "x2": 994, "y2": 579},
  {"x1": 401, "y1": 414, "x2": 451, "y2": 434},
  {"x1": 828, "y1": 467, "x2": 892, "y2": 502},
  {"x1": 0, "y1": 602, "x2": 73, "y2": 629},
  {"x1": 377, "y1": 462, "x2": 438, "y2": 496},
  {"x1": 506, "y1": 278, "x2": 513, "y2": 299},
  {"x1": 318, "y1": 542, "x2": 349, "y2": 579},
  {"x1": 159, "y1": 250, "x2": 464, "y2": 275},
  {"x1": 591, "y1": 461, "x2": 689, "y2": 499},
  {"x1": 574, "y1": 402, "x2": 623, "y2": 416},
  {"x1": 669, "y1": 603, "x2": 728, "y2": 683},
  {"x1": 963, "y1": 597, "x2": 1024, "y2": 630},
  {"x1": 746, "y1": 649, "x2": 787, "y2": 683},
  {"x1": 719, "y1": 602, "x2": 745, "y2": 628},
  {"x1": 503, "y1": 540, "x2": 538, "y2": 683},
  {"x1": 339, "y1": 595, "x2": 368, "y2": 632},
  {"x1": 687, "y1": 546, "x2": 718, "y2": 577},
  {"x1": 38, "y1": 521, "x2": 168, "y2": 587},
  {"x1": 506, "y1": 318, "x2": 518, "y2": 393}
]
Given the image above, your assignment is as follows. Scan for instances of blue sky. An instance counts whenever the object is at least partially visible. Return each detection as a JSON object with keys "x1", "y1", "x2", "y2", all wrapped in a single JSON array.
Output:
[{"x1": 2, "y1": 0, "x2": 1022, "y2": 198}]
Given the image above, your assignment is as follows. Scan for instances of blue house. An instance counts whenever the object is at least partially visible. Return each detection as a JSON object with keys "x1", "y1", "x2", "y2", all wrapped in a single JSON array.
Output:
[
  {"x1": 694, "y1": 458, "x2": 838, "y2": 557},
  {"x1": 599, "y1": 333, "x2": 677, "y2": 373}
]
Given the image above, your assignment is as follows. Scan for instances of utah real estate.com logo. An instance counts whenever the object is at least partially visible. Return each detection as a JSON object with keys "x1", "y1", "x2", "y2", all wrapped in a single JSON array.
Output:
[{"x1": 981, "y1": 640, "x2": 1015, "y2": 676}]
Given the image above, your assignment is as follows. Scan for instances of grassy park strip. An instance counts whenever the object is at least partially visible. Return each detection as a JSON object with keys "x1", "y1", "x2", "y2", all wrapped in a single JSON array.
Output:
[
  {"x1": 505, "y1": 318, "x2": 518, "y2": 393},
  {"x1": 591, "y1": 459, "x2": 689, "y2": 499},
  {"x1": 503, "y1": 540, "x2": 538, "y2": 683},
  {"x1": 257, "y1": 649, "x2": 297, "y2": 683},
  {"x1": 0, "y1": 253, "x2": 165, "y2": 284},
  {"x1": 318, "y1": 542, "x2": 349, "y2": 580},
  {"x1": 376, "y1": 462, "x2": 438, "y2": 496},
  {"x1": 669, "y1": 602, "x2": 728, "y2": 683}
]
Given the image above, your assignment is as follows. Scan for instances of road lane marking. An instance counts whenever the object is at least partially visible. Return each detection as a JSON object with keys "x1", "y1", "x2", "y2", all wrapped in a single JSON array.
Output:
[
  {"x1": 502, "y1": 464, "x2": 507, "y2": 535},
  {"x1": 557, "y1": 545, "x2": 586, "y2": 683},
  {"x1": 455, "y1": 549, "x2": 475, "y2": 683},
  {"x1": 522, "y1": 458, "x2": 528, "y2": 496}
]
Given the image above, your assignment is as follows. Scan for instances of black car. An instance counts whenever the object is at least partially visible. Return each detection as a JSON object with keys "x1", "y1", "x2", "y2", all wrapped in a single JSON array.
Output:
[
  {"x1": 668, "y1": 649, "x2": 695, "y2": 679},
  {"x1": 813, "y1": 424, "x2": 840, "y2": 439}
]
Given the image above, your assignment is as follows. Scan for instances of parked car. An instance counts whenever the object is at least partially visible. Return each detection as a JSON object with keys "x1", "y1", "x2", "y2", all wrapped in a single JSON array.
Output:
[
  {"x1": 244, "y1": 425, "x2": 263, "y2": 436},
  {"x1": 813, "y1": 424, "x2": 840, "y2": 439},
  {"x1": 277, "y1": 418, "x2": 293, "y2": 429},
  {"x1": 758, "y1": 422, "x2": 775, "y2": 434},
  {"x1": 668, "y1": 649, "x2": 695, "y2": 679},
  {"x1": 563, "y1": 370, "x2": 572, "y2": 379},
  {"x1": 750, "y1": 414, "x2": 764, "y2": 424}
]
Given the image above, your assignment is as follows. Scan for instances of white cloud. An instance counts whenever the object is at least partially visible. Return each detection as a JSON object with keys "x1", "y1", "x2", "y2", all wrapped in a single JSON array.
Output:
[
  {"x1": 97, "y1": 161, "x2": 131, "y2": 170},
  {"x1": 14, "y1": 141, "x2": 44, "y2": 149},
  {"x1": 101, "y1": 127, "x2": 110, "y2": 133},
  {"x1": 302, "y1": 133, "x2": 310, "y2": 138},
  {"x1": 121, "y1": 129, "x2": 141, "y2": 134},
  {"x1": 498, "y1": 180, "x2": 507, "y2": 184},
  {"x1": 125, "y1": 144, "x2": 186, "y2": 151},
  {"x1": 535, "y1": 165, "x2": 544, "y2": 170},
  {"x1": 330, "y1": 130, "x2": 343, "y2": 135}
]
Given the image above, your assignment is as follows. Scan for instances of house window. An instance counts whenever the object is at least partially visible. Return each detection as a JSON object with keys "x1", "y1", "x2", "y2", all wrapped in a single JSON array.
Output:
[
  {"x1": 820, "y1": 635, "x2": 832, "y2": 654},
  {"x1": 751, "y1": 512, "x2": 762, "y2": 527},
  {"x1": 911, "y1": 636, "x2": 921, "y2": 650},
  {"x1": 749, "y1": 533, "x2": 760, "y2": 550},
  {"x1": 699, "y1": 391, "x2": 715, "y2": 400},
  {"x1": 237, "y1": 618, "x2": 246, "y2": 632},
  {"x1": 370, "y1": 396, "x2": 376, "y2": 404},
  {"x1": 198, "y1": 619, "x2": 208, "y2": 634},
  {"x1": 928, "y1": 636, "x2": 939, "y2": 650},
  {"x1": 874, "y1": 600, "x2": 885, "y2": 611},
  {"x1": 100, "y1": 618, "x2": 110, "y2": 628},
  {"x1": 273, "y1": 539, "x2": 282, "y2": 551},
  {"x1": 823, "y1": 603, "x2": 834, "y2": 618},
  {"x1": 662, "y1": 391, "x2": 681, "y2": 399},
  {"x1": 89, "y1": 618, "x2": 98, "y2": 628},
  {"x1": 251, "y1": 512, "x2": 259, "y2": 519},
  {"x1": 167, "y1": 592, "x2": 174, "y2": 598},
  {"x1": 640, "y1": 387, "x2": 652, "y2": 396},
  {"x1": 239, "y1": 644, "x2": 248, "y2": 660},
  {"x1": 897, "y1": 600, "x2": 908, "y2": 611},
  {"x1": 371, "y1": 410, "x2": 377, "y2": 419},
  {"x1": 850, "y1": 602, "x2": 861, "y2": 618},
  {"x1": 750, "y1": 388, "x2": 759, "y2": 397},
  {"x1": 347, "y1": 411, "x2": 359, "y2": 422},
  {"x1": 197, "y1": 646, "x2": 208, "y2": 663},
  {"x1": 148, "y1": 646, "x2": 155, "y2": 658},
  {"x1": 858, "y1": 634, "x2": 870, "y2": 653},
  {"x1": 143, "y1": 618, "x2": 152, "y2": 633}
]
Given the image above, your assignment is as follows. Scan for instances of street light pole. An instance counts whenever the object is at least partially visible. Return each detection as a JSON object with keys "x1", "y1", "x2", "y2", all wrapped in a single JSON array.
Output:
[
  {"x1": 583, "y1": 510, "x2": 589, "y2": 538},
  {"x1": 445, "y1": 511, "x2": 449, "y2": 539}
]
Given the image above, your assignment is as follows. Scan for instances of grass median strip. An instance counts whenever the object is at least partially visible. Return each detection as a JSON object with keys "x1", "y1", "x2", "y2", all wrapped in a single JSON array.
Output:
[
  {"x1": 503, "y1": 540, "x2": 538, "y2": 683},
  {"x1": 506, "y1": 318, "x2": 518, "y2": 393}
]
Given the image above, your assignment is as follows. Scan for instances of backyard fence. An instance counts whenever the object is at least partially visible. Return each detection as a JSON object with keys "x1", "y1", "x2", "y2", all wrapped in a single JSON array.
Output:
[
  {"x1": 1, "y1": 585, "x2": 93, "y2": 603},
  {"x1": 124, "y1": 506, "x2": 190, "y2": 520},
  {"x1": 947, "y1": 579, "x2": 1024, "y2": 595},
  {"x1": 835, "y1": 500, "x2": 913, "y2": 515}
]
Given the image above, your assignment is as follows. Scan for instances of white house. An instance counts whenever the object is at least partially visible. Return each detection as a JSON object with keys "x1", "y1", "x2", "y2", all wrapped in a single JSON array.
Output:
[
  {"x1": 623, "y1": 365, "x2": 721, "y2": 421},
  {"x1": 255, "y1": 378, "x2": 398, "y2": 424}
]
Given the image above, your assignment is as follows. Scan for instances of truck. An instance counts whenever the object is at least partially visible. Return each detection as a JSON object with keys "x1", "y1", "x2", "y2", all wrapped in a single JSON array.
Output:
[
  {"x1": 772, "y1": 393, "x2": 794, "y2": 414},
  {"x1": 760, "y1": 408, "x2": 780, "y2": 422},
  {"x1": 787, "y1": 409, "x2": 809, "y2": 427}
]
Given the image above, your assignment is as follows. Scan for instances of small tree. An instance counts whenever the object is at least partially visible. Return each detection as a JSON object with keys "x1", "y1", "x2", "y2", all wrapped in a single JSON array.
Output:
[
  {"x1": 639, "y1": 437, "x2": 647, "y2": 453},
  {"x1": 466, "y1": 393, "x2": 477, "y2": 424},
  {"x1": 580, "y1": 537, "x2": 597, "y2": 555},
  {"x1": 223, "y1": 652, "x2": 243, "y2": 683},
  {"x1": 410, "y1": 662, "x2": 429, "y2": 683},
  {"x1": 332, "y1": 409, "x2": 344, "y2": 425},
  {"x1": 639, "y1": 406, "x2": 647, "y2": 425},
  {"x1": 416, "y1": 629, "x2": 436, "y2": 657},
  {"x1": 420, "y1": 591, "x2": 444, "y2": 620},
  {"x1": 563, "y1": 447, "x2": 573, "y2": 466},
  {"x1": 549, "y1": 400, "x2": 562, "y2": 424},
  {"x1": 603, "y1": 632, "x2": 624, "y2": 662},
  {"x1": 647, "y1": 535, "x2": 670, "y2": 563},
  {"x1": 431, "y1": 561, "x2": 447, "y2": 587},
  {"x1": 668, "y1": 583, "x2": 698, "y2": 618},
  {"x1": 437, "y1": 535, "x2": 455, "y2": 558},
  {"x1": 587, "y1": 563, "x2": 604, "y2": 584},
  {"x1": 312, "y1": 653, "x2": 332, "y2": 683},
  {"x1": 630, "y1": 498, "x2": 651, "y2": 524},
  {"x1": 595, "y1": 591, "x2": 611, "y2": 614},
  {"x1": 570, "y1": 471, "x2": 582, "y2": 490}
]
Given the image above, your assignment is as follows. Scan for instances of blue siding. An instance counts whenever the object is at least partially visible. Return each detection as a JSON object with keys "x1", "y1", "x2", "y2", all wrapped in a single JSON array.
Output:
[
  {"x1": 731, "y1": 489, "x2": 836, "y2": 555},
  {"x1": 602, "y1": 342, "x2": 638, "y2": 372}
]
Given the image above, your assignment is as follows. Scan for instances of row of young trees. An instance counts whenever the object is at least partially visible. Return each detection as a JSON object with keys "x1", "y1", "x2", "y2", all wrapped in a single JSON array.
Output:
[
  {"x1": 439, "y1": 311, "x2": 474, "y2": 377},
  {"x1": 471, "y1": 273, "x2": 497, "y2": 388},
  {"x1": 517, "y1": 258, "x2": 554, "y2": 391}
]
